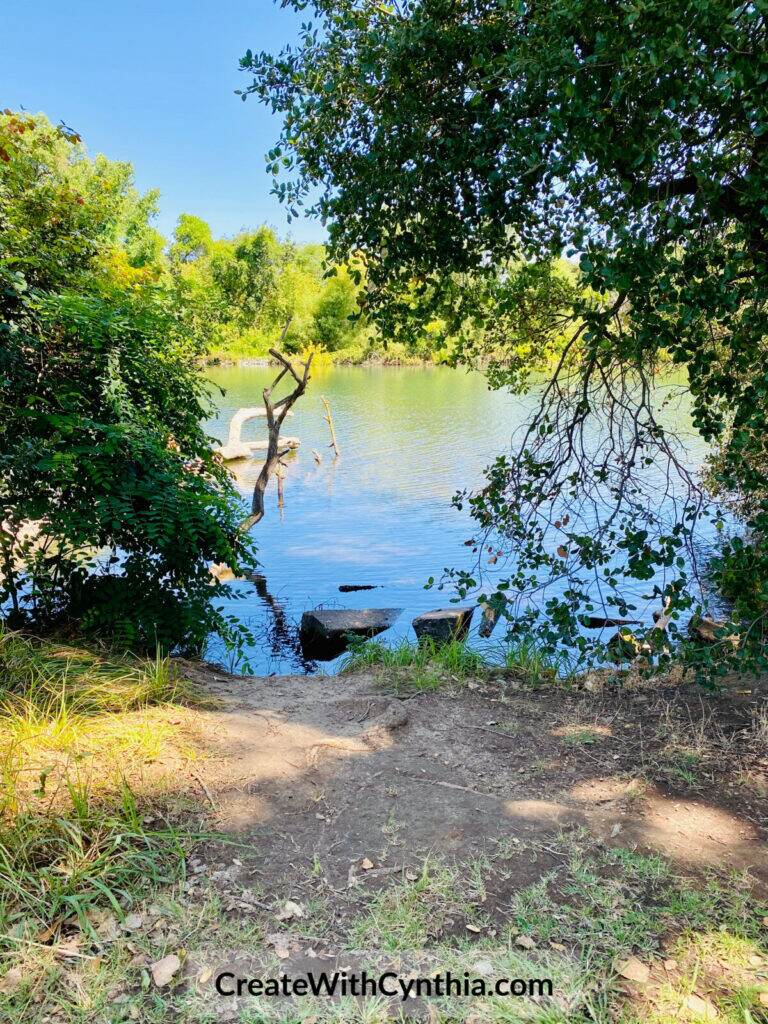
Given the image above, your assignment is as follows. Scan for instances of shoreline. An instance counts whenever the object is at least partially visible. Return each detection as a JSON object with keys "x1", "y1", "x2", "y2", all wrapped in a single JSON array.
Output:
[
  {"x1": 5, "y1": 631, "x2": 767, "y2": 1023},
  {"x1": 204, "y1": 352, "x2": 445, "y2": 369}
]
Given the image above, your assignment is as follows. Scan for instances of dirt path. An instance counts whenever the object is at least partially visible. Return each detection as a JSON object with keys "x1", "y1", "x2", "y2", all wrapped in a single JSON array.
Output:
[
  {"x1": 16, "y1": 663, "x2": 767, "y2": 1023},
  {"x1": 179, "y1": 665, "x2": 768, "y2": 891}
]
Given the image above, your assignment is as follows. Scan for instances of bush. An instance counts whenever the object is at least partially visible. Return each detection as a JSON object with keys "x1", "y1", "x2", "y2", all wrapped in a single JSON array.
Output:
[{"x1": 0, "y1": 111, "x2": 254, "y2": 655}]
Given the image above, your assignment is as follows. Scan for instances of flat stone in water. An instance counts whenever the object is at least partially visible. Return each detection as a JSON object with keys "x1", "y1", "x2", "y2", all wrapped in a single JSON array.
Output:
[
  {"x1": 300, "y1": 608, "x2": 403, "y2": 660},
  {"x1": 301, "y1": 608, "x2": 402, "y2": 639},
  {"x1": 412, "y1": 606, "x2": 475, "y2": 644}
]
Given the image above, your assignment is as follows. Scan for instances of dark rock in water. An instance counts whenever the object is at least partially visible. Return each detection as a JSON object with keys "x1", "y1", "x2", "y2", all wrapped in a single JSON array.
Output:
[
  {"x1": 606, "y1": 629, "x2": 644, "y2": 663},
  {"x1": 302, "y1": 608, "x2": 402, "y2": 639},
  {"x1": 338, "y1": 584, "x2": 379, "y2": 593},
  {"x1": 300, "y1": 633, "x2": 354, "y2": 661},
  {"x1": 583, "y1": 615, "x2": 641, "y2": 629},
  {"x1": 412, "y1": 606, "x2": 475, "y2": 644},
  {"x1": 300, "y1": 608, "x2": 402, "y2": 661}
]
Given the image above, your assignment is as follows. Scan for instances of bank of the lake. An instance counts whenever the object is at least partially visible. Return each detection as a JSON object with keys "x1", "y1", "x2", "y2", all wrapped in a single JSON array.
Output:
[
  {"x1": 4, "y1": 626, "x2": 768, "y2": 1024},
  {"x1": 204, "y1": 343, "x2": 442, "y2": 369}
]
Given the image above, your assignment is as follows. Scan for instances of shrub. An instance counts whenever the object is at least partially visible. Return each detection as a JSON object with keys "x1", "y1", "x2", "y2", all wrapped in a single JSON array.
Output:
[{"x1": 0, "y1": 111, "x2": 254, "y2": 655}]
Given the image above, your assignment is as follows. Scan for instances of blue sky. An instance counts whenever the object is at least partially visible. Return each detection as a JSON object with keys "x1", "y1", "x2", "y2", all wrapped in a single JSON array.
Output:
[{"x1": 0, "y1": 1, "x2": 324, "y2": 243}]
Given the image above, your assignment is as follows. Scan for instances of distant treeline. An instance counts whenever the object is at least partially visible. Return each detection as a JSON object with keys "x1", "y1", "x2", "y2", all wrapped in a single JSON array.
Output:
[
  {"x1": 159, "y1": 216, "x2": 382, "y2": 362},
  {"x1": 143, "y1": 212, "x2": 583, "y2": 366},
  {"x1": 0, "y1": 113, "x2": 439, "y2": 363},
  {"x1": 0, "y1": 112, "x2": 584, "y2": 367}
]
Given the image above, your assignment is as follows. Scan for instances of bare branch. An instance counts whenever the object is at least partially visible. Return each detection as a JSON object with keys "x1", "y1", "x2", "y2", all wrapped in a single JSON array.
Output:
[{"x1": 242, "y1": 349, "x2": 313, "y2": 529}]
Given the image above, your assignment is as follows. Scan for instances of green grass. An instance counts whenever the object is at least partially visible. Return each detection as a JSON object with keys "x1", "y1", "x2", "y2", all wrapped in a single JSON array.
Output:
[
  {"x1": 0, "y1": 783, "x2": 187, "y2": 938},
  {"x1": 503, "y1": 832, "x2": 764, "y2": 966},
  {"x1": 501, "y1": 636, "x2": 573, "y2": 684},
  {"x1": 0, "y1": 626, "x2": 190, "y2": 717},
  {"x1": 0, "y1": 629, "x2": 205, "y2": 947},
  {"x1": 340, "y1": 636, "x2": 488, "y2": 689},
  {"x1": 342, "y1": 838, "x2": 768, "y2": 1024},
  {"x1": 348, "y1": 859, "x2": 488, "y2": 951},
  {"x1": 560, "y1": 726, "x2": 603, "y2": 748},
  {"x1": 340, "y1": 632, "x2": 573, "y2": 689}
]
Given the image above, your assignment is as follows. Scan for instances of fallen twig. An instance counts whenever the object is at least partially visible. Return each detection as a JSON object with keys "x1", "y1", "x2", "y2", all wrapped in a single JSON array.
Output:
[
  {"x1": 191, "y1": 771, "x2": 217, "y2": 810},
  {"x1": 393, "y1": 768, "x2": 499, "y2": 799},
  {"x1": 461, "y1": 723, "x2": 518, "y2": 741}
]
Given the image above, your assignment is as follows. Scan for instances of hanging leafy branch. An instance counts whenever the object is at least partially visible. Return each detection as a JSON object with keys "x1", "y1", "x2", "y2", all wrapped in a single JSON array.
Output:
[{"x1": 246, "y1": 0, "x2": 768, "y2": 678}]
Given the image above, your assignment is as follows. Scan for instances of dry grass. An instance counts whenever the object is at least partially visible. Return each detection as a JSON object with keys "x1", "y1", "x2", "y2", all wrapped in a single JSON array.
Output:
[
  {"x1": 0, "y1": 627, "x2": 207, "y2": 814},
  {"x1": 0, "y1": 628, "x2": 211, "y2": 952}
]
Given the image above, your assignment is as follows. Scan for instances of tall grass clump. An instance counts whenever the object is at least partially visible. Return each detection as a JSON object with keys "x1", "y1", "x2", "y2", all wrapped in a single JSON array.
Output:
[
  {"x1": 341, "y1": 631, "x2": 574, "y2": 688},
  {"x1": 0, "y1": 627, "x2": 187, "y2": 713},
  {"x1": 501, "y1": 636, "x2": 574, "y2": 684},
  {"x1": 340, "y1": 635, "x2": 487, "y2": 689},
  {"x1": 0, "y1": 784, "x2": 187, "y2": 937},
  {"x1": 0, "y1": 628, "x2": 200, "y2": 940}
]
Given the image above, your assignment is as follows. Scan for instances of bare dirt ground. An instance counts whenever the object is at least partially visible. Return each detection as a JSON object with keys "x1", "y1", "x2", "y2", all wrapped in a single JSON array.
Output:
[
  {"x1": 179, "y1": 664, "x2": 768, "y2": 891},
  {"x1": 14, "y1": 663, "x2": 768, "y2": 1022},
  {"x1": 98, "y1": 662, "x2": 761, "y2": 1022},
  {"x1": 5, "y1": 641, "x2": 768, "y2": 1021}
]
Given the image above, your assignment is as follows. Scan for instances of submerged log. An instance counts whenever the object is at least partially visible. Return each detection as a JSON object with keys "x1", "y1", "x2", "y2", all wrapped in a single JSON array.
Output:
[
  {"x1": 583, "y1": 615, "x2": 641, "y2": 629},
  {"x1": 221, "y1": 437, "x2": 300, "y2": 461}
]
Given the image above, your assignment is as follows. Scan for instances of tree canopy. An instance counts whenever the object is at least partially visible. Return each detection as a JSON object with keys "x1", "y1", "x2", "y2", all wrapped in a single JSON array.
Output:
[{"x1": 247, "y1": 0, "x2": 768, "y2": 676}]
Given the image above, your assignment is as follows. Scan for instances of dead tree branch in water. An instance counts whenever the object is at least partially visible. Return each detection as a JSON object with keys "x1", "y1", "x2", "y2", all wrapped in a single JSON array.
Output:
[
  {"x1": 321, "y1": 396, "x2": 341, "y2": 457},
  {"x1": 240, "y1": 348, "x2": 312, "y2": 531}
]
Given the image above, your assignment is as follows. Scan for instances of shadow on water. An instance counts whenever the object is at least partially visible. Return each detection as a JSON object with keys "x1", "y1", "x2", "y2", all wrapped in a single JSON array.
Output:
[{"x1": 248, "y1": 573, "x2": 318, "y2": 674}]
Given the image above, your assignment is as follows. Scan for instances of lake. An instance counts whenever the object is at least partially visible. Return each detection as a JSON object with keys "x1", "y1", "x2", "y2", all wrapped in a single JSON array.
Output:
[{"x1": 204, "y1": 362, "x2": 712, "y2": 675}]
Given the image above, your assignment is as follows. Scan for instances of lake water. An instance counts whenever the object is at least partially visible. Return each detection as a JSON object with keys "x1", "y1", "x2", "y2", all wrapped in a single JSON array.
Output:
[{"x1": 204, "y1": 363, "x2": 712, "y2": 674}]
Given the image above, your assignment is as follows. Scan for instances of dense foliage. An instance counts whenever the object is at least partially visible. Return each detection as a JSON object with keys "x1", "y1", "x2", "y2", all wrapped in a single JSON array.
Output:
[
  {"x1": 0, "y1": 111, "x2": 254, "y2": 654},
  {"x1": 166, "y1": 216, "x2": 376, "y2": 358},
  {"x1": 248, "y1": 0, "x2": 768, "y2": 677}
]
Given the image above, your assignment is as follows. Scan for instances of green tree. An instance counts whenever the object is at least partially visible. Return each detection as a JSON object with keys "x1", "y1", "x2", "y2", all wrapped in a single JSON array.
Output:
[
  {"x1": 210, "y1": 227, "x2": 280, "y2": 327},
  {"x1": 0, "y1": 111, "x2": 253, "y2": 655},
  {"x1": 257, "y1": 243, "x2": 325, "y2": 350},
  {"x1": 247, "y1": 0, "x2": 768, "y2": 676},
  {"x1": 170, "y1": 213, "x2": 213, "y2": 264},
  {"x1": 313, "y1": 266, "x2": 363, "y2": 351},
  {"x1": 121, "y1": 188, "x2": 166, "y2": 272}
]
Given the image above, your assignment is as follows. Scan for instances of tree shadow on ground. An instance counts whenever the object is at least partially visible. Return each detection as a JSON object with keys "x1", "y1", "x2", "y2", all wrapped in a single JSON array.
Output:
[{"x1": 177, "y1": 665, "x2": 768, "y2": 893}]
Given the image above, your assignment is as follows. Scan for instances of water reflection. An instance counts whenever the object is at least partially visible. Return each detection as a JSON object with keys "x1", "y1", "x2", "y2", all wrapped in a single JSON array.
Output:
[{"x1": 204, "y1": 364, "x2": 713, "y2": 675}]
